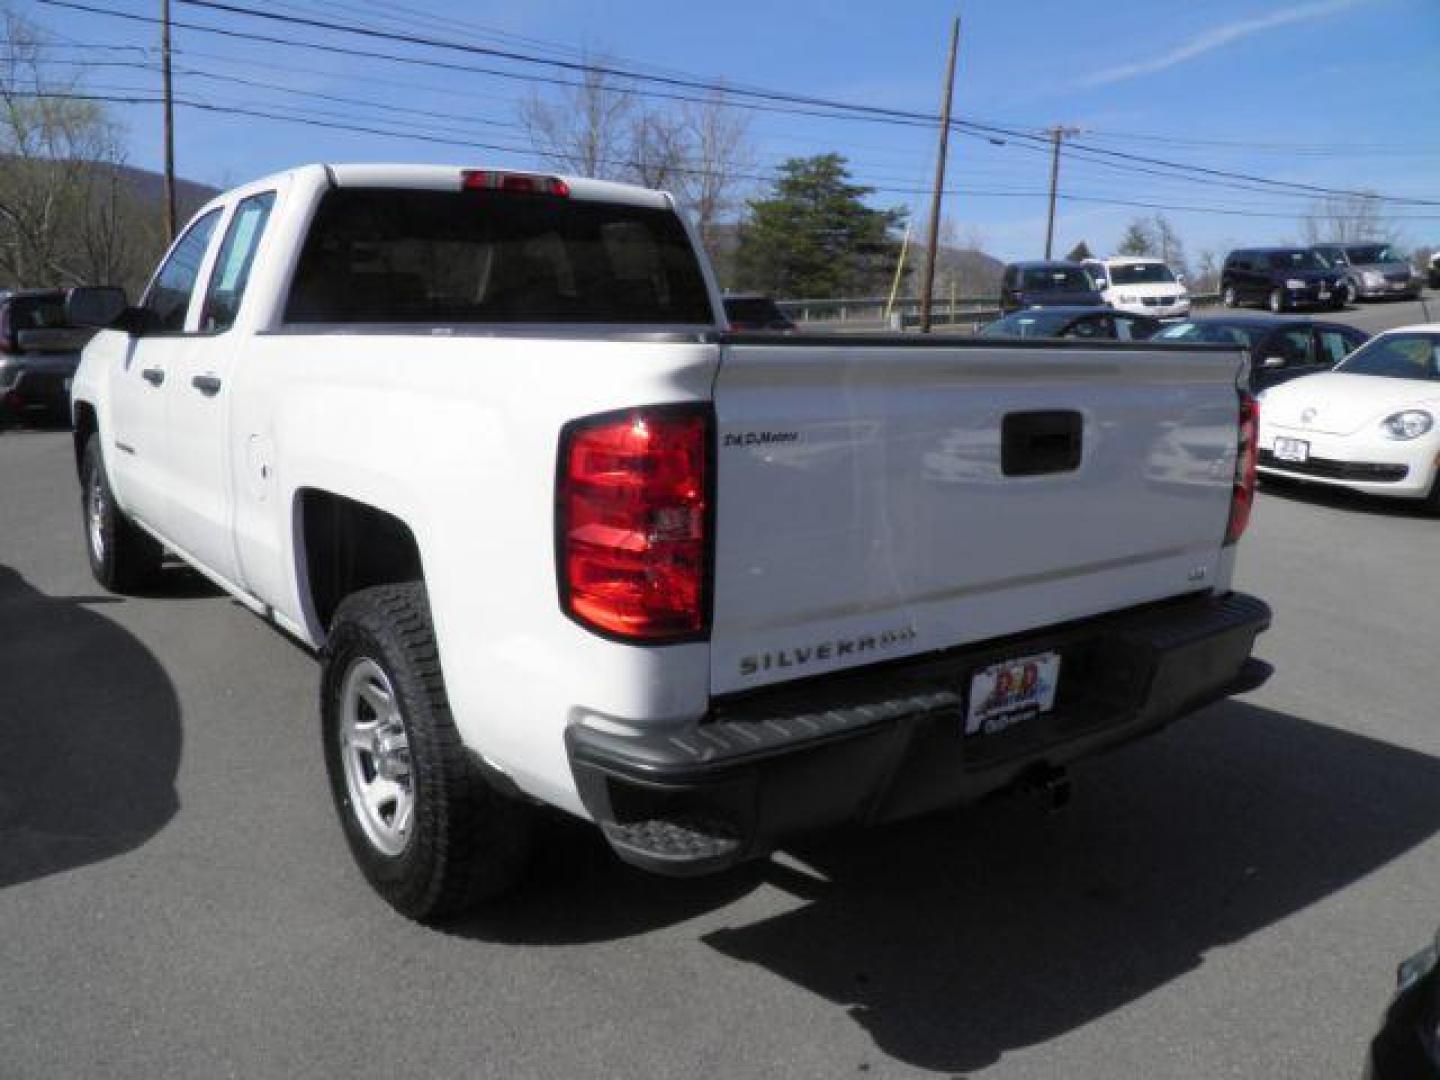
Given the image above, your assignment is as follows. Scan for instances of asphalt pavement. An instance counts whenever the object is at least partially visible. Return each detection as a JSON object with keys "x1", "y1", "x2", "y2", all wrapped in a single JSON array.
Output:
[{"x1": 2, "y1": 300, "x2": 1438, "y2": 1078}]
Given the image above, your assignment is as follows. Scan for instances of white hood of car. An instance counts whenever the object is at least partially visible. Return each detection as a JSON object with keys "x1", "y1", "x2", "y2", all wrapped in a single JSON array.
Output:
[{"x1": 1261, "y1": 372, "x2": 1440, "y2": 436}]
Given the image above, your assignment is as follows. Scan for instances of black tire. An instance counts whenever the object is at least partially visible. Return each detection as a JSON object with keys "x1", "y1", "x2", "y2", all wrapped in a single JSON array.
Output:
[
  {"x1": 80, "y1": 434, "x2": 164, "y2": 592},
  {"x1": 1222, "y1": 285, "x2": 1238, "y2": 308},
  {"x1": 321, "y1": 583, "x2": 532, "y2": 921},
  {"x1": 1268, "y1": 288, "x2": 1286, "y2": 314}
]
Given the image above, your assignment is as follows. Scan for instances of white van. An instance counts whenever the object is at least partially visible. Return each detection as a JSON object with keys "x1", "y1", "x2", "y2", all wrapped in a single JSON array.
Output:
[{"x1": 1084, "y1": 257, "x2": 1191, "y2": 320}]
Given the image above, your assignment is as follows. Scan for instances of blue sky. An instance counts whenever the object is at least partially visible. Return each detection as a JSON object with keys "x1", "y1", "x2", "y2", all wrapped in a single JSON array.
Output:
[{"x1": 19, "y1": 0, "x2": 1440, "y2": 265}]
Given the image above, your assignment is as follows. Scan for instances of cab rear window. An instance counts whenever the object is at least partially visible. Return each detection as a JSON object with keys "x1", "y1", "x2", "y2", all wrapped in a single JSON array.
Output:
[{"x1": 284, "y1": 187, "x2": 714, "y2": 326}]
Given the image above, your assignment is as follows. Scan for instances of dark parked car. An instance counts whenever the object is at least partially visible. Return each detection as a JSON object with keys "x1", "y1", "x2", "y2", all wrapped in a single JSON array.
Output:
[
  {"x1": 1363, "y1": 925, "x2": 1439, "y2": 1078},
  {"x1": 1220, "y1": 247, "x2": 1345, "y2": 313},
  {"x1": 1311, "y1": 242, "x2": 1420, "y2": 303},
  {"x1": 1153, "y1": 315, "x2": 1367, "y2": 392},
  {"x1": 998, "y1": 261, "x2": 1105, "y2": 313},
  {"x1": 0, "y1": 289, "x2": 102, "y2": 426},
  {"x1": 722, "y1": 293, "x2": 795, "y2": 331},
  {"x1": 980, "y1": 305, "x2": 1160, "y2": 341}
]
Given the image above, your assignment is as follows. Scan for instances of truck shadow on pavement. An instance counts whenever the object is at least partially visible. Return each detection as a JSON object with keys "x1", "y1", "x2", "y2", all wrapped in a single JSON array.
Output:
[
  {"x1": 0, "y1": 565, "x2": 181, "y2": 889},
  {"x1": 463, "y1": 697, "x2": 1440, "y2": 1074},
  {"x1": 699, "y1": 700, "x2": 1440, "y2": 1075}
]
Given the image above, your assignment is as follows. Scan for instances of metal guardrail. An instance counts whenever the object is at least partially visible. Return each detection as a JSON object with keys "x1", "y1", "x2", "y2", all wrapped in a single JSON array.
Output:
[{"x1": 778, "y1": 292, "x2": 1222, "y2": 333}]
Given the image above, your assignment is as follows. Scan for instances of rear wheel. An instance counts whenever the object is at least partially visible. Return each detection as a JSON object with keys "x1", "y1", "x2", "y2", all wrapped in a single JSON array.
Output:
[
  {"x1": 321, "y1": 583, "x2": 533, "y2": 921},
  {"x1": 80, "y1": 434, "x2": 164, "y2": 592},
  {"x1": 1268, "y1": 288, "x2": 1286, "y2": 314}
]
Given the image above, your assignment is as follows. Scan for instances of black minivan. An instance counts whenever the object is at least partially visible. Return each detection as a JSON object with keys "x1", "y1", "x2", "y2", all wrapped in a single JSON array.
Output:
[
  {"x1": 1220, "y1": 248, "x2": 1345, "y2": 313},
  {"x1": 998, "y1": 261, "x2": 1105, "y2": 313}
]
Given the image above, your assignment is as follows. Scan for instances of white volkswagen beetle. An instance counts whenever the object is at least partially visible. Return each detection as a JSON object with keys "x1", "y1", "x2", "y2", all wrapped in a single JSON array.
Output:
[{"x1": 1257, "y1": 324, "x2": 1440, "y2": 507}]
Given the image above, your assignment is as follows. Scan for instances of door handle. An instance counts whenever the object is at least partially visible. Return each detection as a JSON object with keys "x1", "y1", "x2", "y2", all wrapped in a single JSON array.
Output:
[
  {"x1": 191, "y1": 374, "x2": 223, "y2": 396},
  {"x1": 141, "y1": 367, "x2": 165, "y2": 386}
]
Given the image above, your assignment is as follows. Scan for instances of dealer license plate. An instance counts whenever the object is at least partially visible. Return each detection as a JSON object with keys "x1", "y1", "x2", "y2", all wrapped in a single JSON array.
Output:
[
  {"x1": 966, "y1": 652, "x2": 1061, "y2": 736},
  {"x1": 1318, "y1": 288, "x2": 1331, "y2": 299},
  {"x1": 1273, "y1": 437, "x2": 1309, "y2": 463}
]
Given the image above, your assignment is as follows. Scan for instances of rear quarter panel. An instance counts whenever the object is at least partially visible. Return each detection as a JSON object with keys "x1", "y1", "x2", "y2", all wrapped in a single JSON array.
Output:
[{"x1": 231, "y1": 331, "x2": 721, "y2": 814}]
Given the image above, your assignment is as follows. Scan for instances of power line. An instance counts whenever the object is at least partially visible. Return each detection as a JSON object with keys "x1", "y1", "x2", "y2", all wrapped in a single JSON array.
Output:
[
  {"x1": 14, "y1": 90, "x2": 1440, "y2": 223},
  {"x1": 51, "y1": 0, "x2": 1440, "y2": 209}
]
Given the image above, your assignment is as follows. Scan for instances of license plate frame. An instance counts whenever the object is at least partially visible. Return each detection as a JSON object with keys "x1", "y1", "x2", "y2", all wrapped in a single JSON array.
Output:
[
  {"x1": 965, "y1": 651, "x2": 1061, "y2": 737},
  {"x1": 1273, "y1": 436, "x2": 1310, "y2": 463}
]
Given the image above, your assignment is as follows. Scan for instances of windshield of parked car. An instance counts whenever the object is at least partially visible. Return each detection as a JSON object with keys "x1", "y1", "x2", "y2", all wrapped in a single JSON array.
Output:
[
  {"x1": 1342, "y1": 244, "x2": 1402, "y2": 265},
  {"x1": 285, "y1": 187, "x2": 714, "y2": 325},
  {"x1": 1019, "y1": 267, "x2": 1094, "y2": 292},
  {"x1": 1334, "y1": 333, "x2": 1440, "y2": 381},
  {"x1": 1154, "y1": 321, "x2": 1259, "y2": 348},
  {"x1": 1267, "y1": 250, "x2": 1327, "y2": 271},
  {"x1": 1107, "y1": 263, "x2": 1177, "y2": 285},
  {"x1": 980, "y1": 310, "x2": 1075, "y2": 338}
]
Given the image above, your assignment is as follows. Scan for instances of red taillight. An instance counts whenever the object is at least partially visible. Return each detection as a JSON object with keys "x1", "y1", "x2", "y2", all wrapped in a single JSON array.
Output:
[
  {"x1": 1226, "y1": 393, "x2": 1259, "y2": 545},
  {"x1": 558, "y1": 405, "x2": 711, "y2": 641},
  {"x1": 461, "y1": 170, "x2": 570, "y2": 197}
]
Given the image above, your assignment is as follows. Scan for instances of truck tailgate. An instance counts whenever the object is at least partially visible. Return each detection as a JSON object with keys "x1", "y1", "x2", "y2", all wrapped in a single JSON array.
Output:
[{"x1": 709, "y1": 338, "x2": 1246, "y2": 695}]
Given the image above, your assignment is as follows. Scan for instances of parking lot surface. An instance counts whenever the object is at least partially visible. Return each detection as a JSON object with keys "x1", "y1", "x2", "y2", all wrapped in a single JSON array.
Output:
[{"x1": 2, "y1": 301, "x2": 1437, "y2": 1078}]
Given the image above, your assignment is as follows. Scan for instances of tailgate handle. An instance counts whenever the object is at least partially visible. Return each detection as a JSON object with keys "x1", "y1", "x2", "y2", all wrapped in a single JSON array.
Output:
[{"x1": 1002, "y1": 410, "x2": 1082, "y2": 477}]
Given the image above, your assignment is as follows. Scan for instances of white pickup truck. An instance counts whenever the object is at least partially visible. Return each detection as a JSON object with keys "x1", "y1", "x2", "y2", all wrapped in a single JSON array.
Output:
[{"x1": 67, "y1": 164, "x2": 1270, "y2": 921}]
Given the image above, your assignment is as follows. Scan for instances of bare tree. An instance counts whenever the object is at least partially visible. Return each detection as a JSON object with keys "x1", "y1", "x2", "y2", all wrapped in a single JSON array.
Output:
[
  {"x1": 518, "y1": 58, "x2": 636, "y2": 181},
  {"x1": 676, "y1": 91, "x2": 752, "y2": 266},
  {"x1": 1116, "y1": 217, "x2": 1156, "y2": 257},
  {"x1": 0, "y1": 8, "x2": 145, "y2": 288},
  {"x1": 626, "y1": 108, "x2": 690, "y2": 191},
  {"x1": 1302, "y1": 192, "x2": 1398, "y2": 245},
  {"x1": 1192, "y1": 249, "x2": 1219, "y2": 292},
  {"x1": 519, "y1": 63, "x2": 754, "y2": 280},
  {"x1": 1151, "y1": 214, "x2": 1188, "y2": 276},
  {"x1": 926, "y1": 218, "x2": 999, "y2": 297}
]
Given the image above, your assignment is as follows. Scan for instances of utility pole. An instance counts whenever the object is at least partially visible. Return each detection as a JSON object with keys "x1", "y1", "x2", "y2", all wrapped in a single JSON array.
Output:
[
  {"x1": 1043, "y1": 124, "x2": 1079, "y2": 260},
  {"x1": 161, "y1": 0, "x2": 177, "y2": 242},
  {"x1": 918, "y1": 15, "x2": 960, "y2": 334}
]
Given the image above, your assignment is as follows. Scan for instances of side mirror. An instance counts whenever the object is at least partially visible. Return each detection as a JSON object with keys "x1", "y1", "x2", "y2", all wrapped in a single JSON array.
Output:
[
  {"x1": 65, "y1": 286, "x2": 128, "y2": 329},
  {"x1": 1261, "y1": 355, "x2": 1286, "y2": 369}
]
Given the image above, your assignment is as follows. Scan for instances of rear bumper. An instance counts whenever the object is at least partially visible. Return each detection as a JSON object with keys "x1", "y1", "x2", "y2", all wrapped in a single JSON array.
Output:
[{"x1": 567, "y1": 591, "x2": 1271, "y2": 876}]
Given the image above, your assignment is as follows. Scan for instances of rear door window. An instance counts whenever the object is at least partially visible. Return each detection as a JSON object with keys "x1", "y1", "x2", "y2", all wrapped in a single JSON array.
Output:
[
  {"x1": 284, "y1": 187, "x2": 713, "y2": 325},
  {"x1": 202, "y1": 191, "x2": 277, "y2": 333},
  {"x1": 142, "y1": 210, "x2": 222, "y2": 332}
]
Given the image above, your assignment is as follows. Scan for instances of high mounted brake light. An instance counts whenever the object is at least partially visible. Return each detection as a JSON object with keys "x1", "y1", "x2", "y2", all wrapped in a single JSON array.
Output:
[
  {"x1": 1225, "y1": 393, "x2": 1259, "y2": 546},
  {"x1": 557, "y1": 405, "x2": 712, "y2": 642},
  {"x1": 461, "y1": 170, "x2": 570, "y2": 197}
]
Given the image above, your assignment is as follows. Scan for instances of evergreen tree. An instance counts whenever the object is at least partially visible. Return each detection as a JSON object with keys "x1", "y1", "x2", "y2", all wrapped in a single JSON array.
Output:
[
  {"x1": 735, "y1": 154, "x2": 905, "y2": 297},
  {"x1": 1064, "y1": 240, "x2": 1094, "y2": 262}
]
